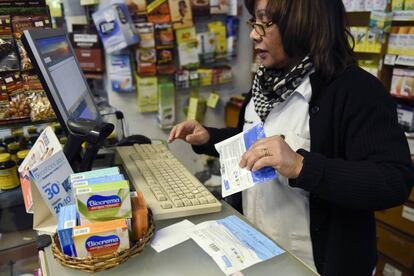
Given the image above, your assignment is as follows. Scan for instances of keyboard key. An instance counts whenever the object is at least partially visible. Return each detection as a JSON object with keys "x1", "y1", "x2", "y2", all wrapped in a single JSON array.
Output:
[
  {"x1": 206, "y1": 196, "x2": 216, "y2": 203},
  {"x1": 173, "y1": 200, "x2": 184, "y2": 207},
  {"x1": 161, "y1": 203, "x2": 173, "y2": 209},
  {"x1": 182, "y1": 199, "x2": 192, "y2": 206},
  {"x1": 199, "y1": 197, "x2": 208, "y2": 204}
]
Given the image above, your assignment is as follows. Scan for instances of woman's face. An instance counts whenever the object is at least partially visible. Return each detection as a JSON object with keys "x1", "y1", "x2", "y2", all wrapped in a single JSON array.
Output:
[{"x1": 250, "y1": 0, "x2": 293, "y2": 69}]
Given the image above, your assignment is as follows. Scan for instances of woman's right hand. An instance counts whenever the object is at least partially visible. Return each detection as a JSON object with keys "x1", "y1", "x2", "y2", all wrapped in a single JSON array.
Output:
[{"x1": 168, "y1": 120, "x2": 210, "y2": 145}]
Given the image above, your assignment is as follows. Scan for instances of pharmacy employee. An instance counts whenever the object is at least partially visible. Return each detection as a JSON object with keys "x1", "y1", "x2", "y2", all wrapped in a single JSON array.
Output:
[{"x1": 168, "y1": 0, "x2": 414, "y2": 275}]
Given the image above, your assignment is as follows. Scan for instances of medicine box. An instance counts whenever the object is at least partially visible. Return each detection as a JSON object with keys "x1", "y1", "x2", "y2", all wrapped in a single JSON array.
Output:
[
  {"x1": 75, "y1": 180, "x2": 131, "y2": 225},
  {"x1": 92, "y1": 3, "x2": 139, "y2": 54},
  {"x1": 57, "y1": 205, "x2": 78, "y2": 257},
  {"x1": 72, "y1": 219, "x2": 129, "y2": 257},
  {"x1": 72, "y1": 174, "x2": 125, "y2": 188},
  {"x1": 70, "y1": 167, "x2": 120, "y2": 183}
]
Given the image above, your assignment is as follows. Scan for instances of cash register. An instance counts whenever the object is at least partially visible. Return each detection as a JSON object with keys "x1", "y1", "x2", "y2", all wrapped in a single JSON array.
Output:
[{"x1": 22, "y1": 28, "x2": 222, "y2": 220}]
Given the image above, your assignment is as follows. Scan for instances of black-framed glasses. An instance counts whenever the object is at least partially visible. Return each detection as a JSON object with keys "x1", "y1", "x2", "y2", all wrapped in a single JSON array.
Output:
[{"x1": 246, "y1": 19, "x2": 274, "y2": 37}]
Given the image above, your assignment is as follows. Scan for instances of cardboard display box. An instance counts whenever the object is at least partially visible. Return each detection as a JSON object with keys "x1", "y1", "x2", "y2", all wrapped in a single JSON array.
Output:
[
  {"x1": 375, "y1": 202, "x2": 414, "y2": 235},
  {"x1": 376, "y1": 222, "x2": 414, "y2": 269}
]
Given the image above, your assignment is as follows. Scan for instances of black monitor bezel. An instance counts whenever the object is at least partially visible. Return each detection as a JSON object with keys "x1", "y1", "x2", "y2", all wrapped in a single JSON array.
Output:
[{"x1": 22, "y1": 28, "x2": 102, "y2": 135}]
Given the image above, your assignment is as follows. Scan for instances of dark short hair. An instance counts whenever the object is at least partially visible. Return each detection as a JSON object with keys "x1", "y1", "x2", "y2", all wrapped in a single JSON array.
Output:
[{"x1": 245, "y1": 0, "x2": 356, "y2": 80}]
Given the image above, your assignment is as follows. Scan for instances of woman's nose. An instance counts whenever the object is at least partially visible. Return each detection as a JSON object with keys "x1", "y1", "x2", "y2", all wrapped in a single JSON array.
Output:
[{"x1": 249, "y1": 28, "x2": 261, "y2": 42}]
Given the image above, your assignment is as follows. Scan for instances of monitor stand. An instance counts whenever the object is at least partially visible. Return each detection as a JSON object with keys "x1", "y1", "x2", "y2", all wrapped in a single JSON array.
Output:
[{"x1": 63, "y1": 119, "x2": 114, "y2": 172}]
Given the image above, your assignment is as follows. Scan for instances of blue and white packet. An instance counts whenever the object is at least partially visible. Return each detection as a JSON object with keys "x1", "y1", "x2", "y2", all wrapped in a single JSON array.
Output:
[{"x1": 215, "y1": 123, "x2": 277, "y2": 197}]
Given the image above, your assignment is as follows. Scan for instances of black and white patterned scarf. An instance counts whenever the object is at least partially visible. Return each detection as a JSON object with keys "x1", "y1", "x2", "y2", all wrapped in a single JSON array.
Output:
[{"x1": 252, "y1": 56, "x2": 314, "y2": 122}]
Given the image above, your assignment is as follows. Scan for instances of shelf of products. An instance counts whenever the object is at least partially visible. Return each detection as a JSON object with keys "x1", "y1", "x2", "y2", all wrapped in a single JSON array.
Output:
[{"x1": 0, "y1": 2, "x2": 56, "y2": 127}]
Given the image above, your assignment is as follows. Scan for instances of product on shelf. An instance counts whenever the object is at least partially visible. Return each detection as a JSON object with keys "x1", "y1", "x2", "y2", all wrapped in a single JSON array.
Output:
[
  {"x1": 391, "y1": 68, "x2": 414, "y2": 98},
  {"x1": 0, "y1": 36, "x2": 19, "y2": 72},
  {"x1": 92, "y1": 3, "x2": 139, "y2": 54},
  {"x1": 157, "y1": 79, "x2": 175, "y2": 129},
  {"x1": 147, "y1": 0, "x2": 172, "y2": 24},
  {"x1": 69, "y1": 27, "x2": 105, "y2": 73},
  {"x1": 190, "y1": 0, "x2": 210, "y2": 16},
  {"x1": 30, "y1": 92, "x2": 55, "y2": 121},
  {"x1": 168, "y1": 0, "x2": 193, "y2": 30},
  {"x1": 0, "y1": 152, "x2": 19, "y2": 190}
]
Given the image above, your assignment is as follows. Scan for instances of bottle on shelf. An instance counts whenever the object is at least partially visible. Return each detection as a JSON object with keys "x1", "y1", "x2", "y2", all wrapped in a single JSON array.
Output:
[{"x1": 0, "y1": 153, "x2": 20, "y2": 190}]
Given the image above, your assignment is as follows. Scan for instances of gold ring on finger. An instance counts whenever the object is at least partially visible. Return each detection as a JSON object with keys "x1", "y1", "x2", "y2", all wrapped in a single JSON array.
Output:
[{"x1": 261, "y1": 148, "x2": 271, "y2": 157}]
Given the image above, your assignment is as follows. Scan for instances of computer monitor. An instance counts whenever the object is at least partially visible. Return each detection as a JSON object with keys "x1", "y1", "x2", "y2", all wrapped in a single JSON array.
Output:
[{"x1": 22, "y1": 28, "x2": 101, "y2": 134}]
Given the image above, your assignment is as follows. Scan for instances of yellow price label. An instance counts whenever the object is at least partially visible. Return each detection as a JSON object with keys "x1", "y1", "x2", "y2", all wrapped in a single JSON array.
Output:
[{"x1": 207, "y1": 92, "x2": 220, "y2": 108}]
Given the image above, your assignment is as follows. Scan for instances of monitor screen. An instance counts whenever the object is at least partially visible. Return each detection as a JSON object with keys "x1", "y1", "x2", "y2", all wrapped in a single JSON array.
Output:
[{"x1": 22, "y1": 29, "x2": 101, "y2": 134}]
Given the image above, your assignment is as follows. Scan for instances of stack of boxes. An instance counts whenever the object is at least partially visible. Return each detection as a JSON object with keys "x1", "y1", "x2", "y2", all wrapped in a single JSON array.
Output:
[
  {"x1": 375, "y1": 190, "x2": 414, "y2": 275},
  {"x1": 56, "y1": 167, "x2": 148, "y2": 258}
]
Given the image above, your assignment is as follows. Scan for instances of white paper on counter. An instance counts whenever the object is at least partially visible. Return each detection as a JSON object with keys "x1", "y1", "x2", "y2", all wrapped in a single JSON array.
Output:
[
  {"x1": 188, "y1": 215, "x2": 284, "y2": 275},
  {"x1": 151, "y1": 219, "x2": 195, "y2": 252}
]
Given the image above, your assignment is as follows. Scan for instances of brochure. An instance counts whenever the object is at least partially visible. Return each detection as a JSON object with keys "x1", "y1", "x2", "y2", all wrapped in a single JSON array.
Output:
[
  {"x1": 188, "y1": 215, "x2": 284, "y2": 275},
  {"x1": 18, "y1": 126, "x2": 74, "y2": 233},
  {"x1": 214, "y1": 123, "x2": 277, "y2": 197}
]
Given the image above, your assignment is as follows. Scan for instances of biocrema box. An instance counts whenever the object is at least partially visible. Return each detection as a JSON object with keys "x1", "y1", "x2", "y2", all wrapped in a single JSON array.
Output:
[
  {"x1": 75, "y1": 180, "x2": 131, "y2": 225},
  {"x1": 72, "y1": 219, "x2": 129, "y2": 257}
]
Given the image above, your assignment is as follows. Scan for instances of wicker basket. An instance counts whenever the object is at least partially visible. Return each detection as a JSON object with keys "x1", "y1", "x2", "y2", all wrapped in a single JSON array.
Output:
[{"x1": 51, "y1": 211, "x2": 155, "y2": 273}]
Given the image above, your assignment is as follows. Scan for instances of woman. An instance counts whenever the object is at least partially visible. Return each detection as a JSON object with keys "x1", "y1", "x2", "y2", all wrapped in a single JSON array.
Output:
[{"x1": 168, "y1": 0, "x2": 414, "y2": 275}]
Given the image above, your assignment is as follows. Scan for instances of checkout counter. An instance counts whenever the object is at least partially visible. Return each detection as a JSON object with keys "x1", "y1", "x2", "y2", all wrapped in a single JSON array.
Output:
[{"x1": 41, "y1": 201, "x2": 318, "y2": 276}]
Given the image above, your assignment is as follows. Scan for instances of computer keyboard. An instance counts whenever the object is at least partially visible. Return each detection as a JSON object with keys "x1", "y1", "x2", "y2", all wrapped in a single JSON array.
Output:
[{"x1": 116, "y1": 143, "x2": 222, "y2": 220}]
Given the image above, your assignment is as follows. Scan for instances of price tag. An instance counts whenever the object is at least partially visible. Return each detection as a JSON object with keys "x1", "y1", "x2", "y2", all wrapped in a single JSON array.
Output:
[
  {"x1": 383, "y1": 263, "x2": 402, "y2": 276},
  {"x1": 207, "y1": 92, "x2": 220, "y2": 108},
  {"x1": 402, "y1": 205, "x2": 414, "y2": 222}
]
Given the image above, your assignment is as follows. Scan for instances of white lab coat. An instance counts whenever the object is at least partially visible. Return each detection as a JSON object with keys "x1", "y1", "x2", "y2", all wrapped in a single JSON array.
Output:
[{"x1": 242, "y1": 75, "x2": 316, "y2": 270}]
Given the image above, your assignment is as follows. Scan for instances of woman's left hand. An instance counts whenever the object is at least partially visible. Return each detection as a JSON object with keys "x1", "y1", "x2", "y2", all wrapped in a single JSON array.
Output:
[{"x1": 239, "y1": 135, "x2": 304, "y2": 179}]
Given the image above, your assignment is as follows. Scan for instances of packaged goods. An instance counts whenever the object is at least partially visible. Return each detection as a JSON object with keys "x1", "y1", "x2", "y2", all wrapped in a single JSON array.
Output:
[
  {"x1": 9, "y1": 92, "x2": 31, "y2": 119},
  {"x1": 208, "y1": 21, "x2": 227, "y2": 60},
  {"x1": 0, "y1": 153, "x2": 19, "y2": 190},
  {"x1": 11, "y1": 15, "x2": 50, "y2": 39},
  {"x1": 130, "y1": 192, "x2": 148, "y2": 241},
  {"x1": 127, "y1": 0, "x2": 147, "y2": 22},
  {"x1": 0, "y1": 36, "x2": 19, "y2": 71},
  {"x1": 72, "y1": 174, "x2": 125, "y2": 188},
  {"x1": 210, "y1": 0, "x2": 228, "y2": 14},
  {"x1": 197, "y1": 32, "x2": 216, "y2": 64},
  {"x1": 405, "y1": 0, "x2": 414, "y2": 9},
  {"x1": 168, "y1": 0, "x2": 193, "y2": 29},
  {"x1": 29, "y1": 92, "x2": 55, "y2": 121},
  {"x1": 154, "y1": 23, "x2": 174, "y2": 46},
  {"x1": 136, "y1": 48, "x2": 157, "y2": 76},
  {"x1": 226, "y1": 17, "x2": 239, "y2": 60},
  {"x1": 390, "y1": 68, "x2": 414, "y2": 98},
  {"x1": 57, "y1": 205, "x2": 78, "y2": 257},
  {"x1": 136, "y1": 22, "x2": 155, "y2": 48},
  {"x1": 92, "y1": 3, "x2": 139, "y2": 54},
  {"x1": 73, "y1": 219, "x2": 129, "y2": 257},
  {"x1": 190, "y1": 0, "x2": 210, "y2": 16},
  {"x1": 0, "y1": 92, "x2": 9, "y2": 120},
  {"x1": 70, "y1": 29, "x2": 104, "y2": 73},
  {"x1": 70, "y1": 167, "x2": 120, "y2": 183},
  {"x1": 108, "y1": 53, "x2": 134, "y2": 93},
  {"x1": 75, "y1": 180, "x2": 132, "y2": 225},
  {"x1": 137, "y1": 75, "x2": 158, "y2": 112},
  {"x1": 0, "y1": 15, "x2": 11, "y2": 35},
  {"x1": 147, "y1": 0, "x2": 171, "y2": 24},
  {"x1": 157, "y1": 80, "x2": 175, "y2": 129},
  {"x1": 175, "y1": 69, "x2": 190, "y2": 89},
  {"x1": 156, "y1": 48, "x2": 175, "y2": 74},
  {"x1": 15, "y1": 39, "x2": 32, "y2": 70}
]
